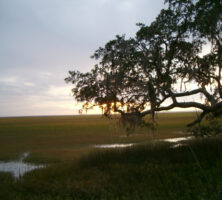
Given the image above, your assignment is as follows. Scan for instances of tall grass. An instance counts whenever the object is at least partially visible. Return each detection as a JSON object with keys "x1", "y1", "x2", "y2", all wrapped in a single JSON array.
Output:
[
  {"x1": 1, "y1": 137, "x2": 222, "y2": 199},
  {"x1": 0, "y1": 113, "x2": 196, "y2": 163},
  {"x1": 1, "y1": 113, "x2": 221, "y2": 199}
]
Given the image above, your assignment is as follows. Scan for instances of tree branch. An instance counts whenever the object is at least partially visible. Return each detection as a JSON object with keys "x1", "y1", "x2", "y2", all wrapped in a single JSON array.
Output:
[
  {"x1": 187, "y1": 111, "x2": 208, "y2": 127},
  {"x1": 141, "y1": 101, "x2": 209, "y2": 117}
]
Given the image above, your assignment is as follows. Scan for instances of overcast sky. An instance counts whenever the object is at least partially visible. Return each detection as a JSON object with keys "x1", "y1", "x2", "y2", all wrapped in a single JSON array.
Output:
[{"x1": 0, "y1": 0, "x2": 167, "y2": 117}]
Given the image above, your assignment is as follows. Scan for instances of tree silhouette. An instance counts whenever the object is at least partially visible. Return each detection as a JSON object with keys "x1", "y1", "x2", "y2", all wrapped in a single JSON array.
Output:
[{"x1": 65, "y1": 0, "x2": 222, "y2": 134}]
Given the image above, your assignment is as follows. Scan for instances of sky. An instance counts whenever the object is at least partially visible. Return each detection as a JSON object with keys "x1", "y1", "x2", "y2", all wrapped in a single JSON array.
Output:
[{"x1": 0, "y1": 0, "x2": 167, "y2": 117}]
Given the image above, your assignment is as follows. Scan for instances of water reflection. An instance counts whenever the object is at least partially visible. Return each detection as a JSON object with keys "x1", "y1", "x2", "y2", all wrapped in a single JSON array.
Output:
[
  {"x1": 0, "y1": 152, "x2": 44, "y2": 178},
  {"x1": 93, "y1": 136, "x2": 193, "y2": 149},
  {"x1": 162, "y1": 136, "x2": 193, "y2": 143},
  {"x1": 93, "y1": 143, "x2": 134, "y2": 148}
]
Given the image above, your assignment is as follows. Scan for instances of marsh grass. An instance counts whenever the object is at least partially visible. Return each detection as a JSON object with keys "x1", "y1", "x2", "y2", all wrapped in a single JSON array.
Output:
[
  {"x1": 0, "y1": 113, "x2": 195, "y2": 163},
  {"x1": 1, "y1": 137, "x2": 222, "y2": 200},
  {"x1": 1, "y1": 113, "x2": 222, "y2": 199}
]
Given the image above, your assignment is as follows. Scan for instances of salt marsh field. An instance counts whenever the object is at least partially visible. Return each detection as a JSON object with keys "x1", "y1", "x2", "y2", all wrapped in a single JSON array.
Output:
[
  {"x1": 0, "y1": 113, "x2": 193, "y2": 164},
  {"x1": 0, "y1": 113, "x2": 222, "y2": 200}
]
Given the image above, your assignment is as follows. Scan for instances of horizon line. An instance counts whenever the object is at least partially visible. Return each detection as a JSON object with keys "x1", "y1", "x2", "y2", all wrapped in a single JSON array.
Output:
[{"x1": 0, "y1": 110, "x2": 200, "y2": 118}]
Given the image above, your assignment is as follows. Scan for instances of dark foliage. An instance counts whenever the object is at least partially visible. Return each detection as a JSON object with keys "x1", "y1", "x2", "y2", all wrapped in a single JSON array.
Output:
[{"x1": 66, "y1": 0, "x2": 222, "y2": 133}]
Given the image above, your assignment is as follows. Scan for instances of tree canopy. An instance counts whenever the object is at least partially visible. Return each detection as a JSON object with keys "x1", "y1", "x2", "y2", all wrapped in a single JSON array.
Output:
[{"x1": 65, "y1": 0, "x2": 222, "y2": 134}]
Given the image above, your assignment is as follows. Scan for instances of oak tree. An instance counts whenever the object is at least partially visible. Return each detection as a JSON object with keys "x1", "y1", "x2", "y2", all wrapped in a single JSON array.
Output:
[{"x1": 65, "y1": 0, "x2": 222, "y2": 135}]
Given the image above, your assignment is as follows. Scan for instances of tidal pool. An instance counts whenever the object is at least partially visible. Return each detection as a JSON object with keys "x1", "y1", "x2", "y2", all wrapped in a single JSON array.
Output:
[
  {"x1": 0, "y1": 152, "x2": 45, "y2": 178},
  {"x1": 93, "y1": 143, "x2": 135, "y2": 148},
  {"x1": 162, "y1": 136, "x2": 193, "y2": 143},
  {"x1": 93, "y1": 136, "x2": 193, "y2": 149}
]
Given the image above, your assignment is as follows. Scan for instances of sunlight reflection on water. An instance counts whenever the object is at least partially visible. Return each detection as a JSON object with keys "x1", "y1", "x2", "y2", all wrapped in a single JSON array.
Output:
[
  {"x1": 161, "y1": 136, "x2": 193, "y2": 143},
  {"x1": 93, "y1": 143, "x2": 135, "y2": 148},
  {"x1": 0, "y1": 152, "x2": 44, "y2": 178},
  {"x1": 93, "y1": 136, "x2": 193, "y2": 149}
]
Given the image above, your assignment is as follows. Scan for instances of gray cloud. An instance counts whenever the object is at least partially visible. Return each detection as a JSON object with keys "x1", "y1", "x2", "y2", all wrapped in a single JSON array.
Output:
[{"x1": 0, "y1": 0, "x2": 165, "y2": 116}]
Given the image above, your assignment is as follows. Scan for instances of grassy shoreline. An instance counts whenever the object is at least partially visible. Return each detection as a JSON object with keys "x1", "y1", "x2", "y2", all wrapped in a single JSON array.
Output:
[
  {"x1": 1, "y1": 113, "x2": 222, "y2": 199},
  {"x1": 0, "y1": 113, "x2": 194, "y2": 163},
  {"x1": 1, "y1": 137, "x2": 222, "y2": 199}
]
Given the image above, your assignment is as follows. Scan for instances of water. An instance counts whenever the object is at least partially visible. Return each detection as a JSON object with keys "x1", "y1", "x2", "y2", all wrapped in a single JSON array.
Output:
[
  {"x1": 1, "y1": 137, "x2": 192, "y2": 177},
  {"x1": 0, "y1": 152, "x2": 45, "y2": 178},
  {"x1": 93, "y1": 143, "x2": 134, "y2": 148},
  {"x1": 93, "y1": 136, "x2": 193, "y2": 149},
  {"x1": 162, "y1": 136, "x2": 193, "y2": 143}
]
